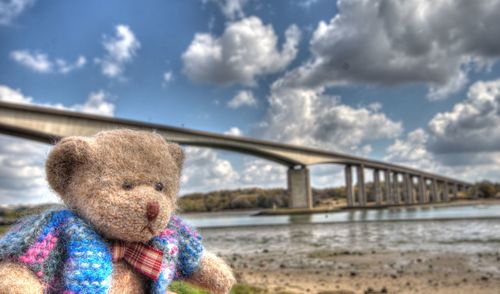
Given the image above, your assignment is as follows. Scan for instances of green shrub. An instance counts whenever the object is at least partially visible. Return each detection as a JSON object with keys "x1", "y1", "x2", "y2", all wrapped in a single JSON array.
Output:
[
  {"x1": 476, "y1": 181, "x2": 498, "y2": 198},
  {"x1": 168, "y1": 281, "x2": 210, "y2": 294},
  {"x1": 168, "y1": 282, "x2": 268, "y2": 294}
]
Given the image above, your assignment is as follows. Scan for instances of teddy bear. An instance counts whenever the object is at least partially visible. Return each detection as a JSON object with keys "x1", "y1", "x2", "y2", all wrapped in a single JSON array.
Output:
[{"x1": 0, "y1": 129, "x2": 235, "y2": 294}]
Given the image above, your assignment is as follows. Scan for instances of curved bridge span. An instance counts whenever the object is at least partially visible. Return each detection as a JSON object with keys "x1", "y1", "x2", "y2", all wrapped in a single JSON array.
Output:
[{"x1": 0, "y1": 101, "x2": 471, "y2": 209}]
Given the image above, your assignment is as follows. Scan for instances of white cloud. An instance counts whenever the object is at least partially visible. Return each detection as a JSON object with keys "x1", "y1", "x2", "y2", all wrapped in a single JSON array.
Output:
[
  {"x1": 72, "y1": 90, "x2": 115, "y2": 117},
  {"x1": 0, "y1": 135, "x2": 54, "y2": 205},
  {"x1": 286, "y1": 0, "x2": 500, "y2": 99},
  {"x1": 384, "y1": 79, "x2": 500, "y2": 182},
  {"x1": 57, "y1": 56, "x2": 87, "y2": 74},
  {"x1": 224, "y1": 127, "x2": 242, "y2": 136},
  {"x1": 98, "y1": 25, "x2": 140, "y2": 78},
  {"x1": 298, "y1": 0, "x2": 321, "y2": 9},
  {"x1": 384, "y1": 128, "x2": 500, "y2": 183},
  {"x1": 163, "y1": 71, "x2": 173, "y2": 84},
  {"x1": 309, "y1": 164, "x2": 345, "y2": 188},
  {"x1": 384, "y1": 128, "x2": 439, "y2": 172},
  {"x1": 180, "y1": 147, "x2": 240, "y2": 194},
  {"x1": 239, "y1": 158, "x2": 287, "y2": 187},
  {"x1": 10, "y1": 50, "x2": 51, "y2": 72},
  {"x1": 227, "y1": 90, "x2": 257, "y2": 108},
  {"x1": 428, "y1": 79, "x2": 500, "y2": 153},
  {"x1": 0, "y1": 89, "x2": 115, "y2": 117},
  {"x1": 180, "y1": 147, "x2": 289, "y2": 194},
  {"x1": 237, "y1": 158, "x2": 346, "y2": 190},
  {"x1": 256, "y1": 79, "x2": 402, "y2": 154},
  {"x1": 211, "y1": 0, "x2": 249, "y2": 20},
  {"x1": 182, "y1": 16, "x2": 300, "y2": 86},
  {"x1": 0, "y1": 85, "x2": 33, "y2": 104},
  {"x1": 10, "y1": 50, "x2": 86, "y2": 74},
  {"x1": 0, "y1": 85, "x2": 116, "y2": 204},
  {"x1": 0, "y1": 0, "x2": 34, "y2": 25}
]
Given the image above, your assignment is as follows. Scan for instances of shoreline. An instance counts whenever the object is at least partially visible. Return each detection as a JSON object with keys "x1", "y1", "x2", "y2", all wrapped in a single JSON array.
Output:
[
  {"x1": 181, "y1": 198, "x2": 500, "y2": 217},
  {"x1": 257, "y1": 198, "x2": 500, "y2": 215},
  {"x1": 193, "y1": 216, "x2": 500, "y2": 231}
]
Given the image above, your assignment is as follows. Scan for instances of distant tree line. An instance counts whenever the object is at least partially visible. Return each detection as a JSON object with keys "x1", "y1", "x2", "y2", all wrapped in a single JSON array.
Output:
[
  {"x1": 0, "y1": 181, "x2": 498, "y2": 215},
  {"x1": 177, "y1": 187, "x2": 348, "y2": 212},
  {"x1": 177, "y1": 180, "x2": 500, "y2": 212},
  {"x1": 473, "y1": 180, "x2": 500, "y2": 198}
]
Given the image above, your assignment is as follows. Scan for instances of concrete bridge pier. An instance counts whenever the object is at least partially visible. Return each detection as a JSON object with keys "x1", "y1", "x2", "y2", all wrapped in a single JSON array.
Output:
[
  {"x1": 288, "y1": 165, "x2": 313, "y2": 209},
  {"x1": 404, "y1": 173, "x2": 413, "y2": 204},
  {"x1": 431, "y1": 178, "x2": 439, "y2": 202},
  {"x1": 384, "y1": 170, "x2": 393, "y2": 204},
  {"x1": 438, "y1": 182, "x2": 444, "y2": 201},
  {"x1": 345, "y1": 165, "x2": 354, "y2": 207},
  {"x1": 373, "y1": 169, "x2": 382, "y2": 205},
  {"x1": 418, "y1": 175, "x2": 426, "y2": 204},
  {"x1": 443, "y1": 182, "x2": 450, "y2": 201},
  {"x1": 453, "y1": 183, "x2": 459, "y2": 200},
  {"x1": 392, "y1": 172, "x2": 400, "y2": 204},
  {"x1": 357, "y1": 165, "x2": 367, "y2": 206}
]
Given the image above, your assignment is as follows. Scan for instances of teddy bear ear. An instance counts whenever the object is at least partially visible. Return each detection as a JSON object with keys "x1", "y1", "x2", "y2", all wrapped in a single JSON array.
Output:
[
  {"x1": 45, "y1": 136, "x2": 92, "y2": 196},
  {"x1": 168, "y1": 143, "x2": 184, "y2": 170}
]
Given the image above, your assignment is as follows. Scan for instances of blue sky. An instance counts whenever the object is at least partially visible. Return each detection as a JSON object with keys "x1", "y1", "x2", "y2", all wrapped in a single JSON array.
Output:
[{"x1": 1, "y1": 0, "x2": 500, "y2": 204}]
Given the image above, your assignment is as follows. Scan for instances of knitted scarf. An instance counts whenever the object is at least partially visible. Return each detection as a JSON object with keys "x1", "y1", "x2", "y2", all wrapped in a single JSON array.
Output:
[{"x1": 0, "y1": 209, "x2": 204, "y2": 294}]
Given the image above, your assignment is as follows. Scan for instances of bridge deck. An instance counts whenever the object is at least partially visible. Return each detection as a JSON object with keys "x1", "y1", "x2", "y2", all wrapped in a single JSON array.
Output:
[{"x1": 0, "y1": 100, "x2": 470, "y2": 186}]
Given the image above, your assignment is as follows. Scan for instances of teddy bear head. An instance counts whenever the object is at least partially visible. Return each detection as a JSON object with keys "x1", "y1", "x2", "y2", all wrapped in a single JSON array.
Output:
[{"x1": 45, "y1": 129, "x2": 184, "y2": 242}]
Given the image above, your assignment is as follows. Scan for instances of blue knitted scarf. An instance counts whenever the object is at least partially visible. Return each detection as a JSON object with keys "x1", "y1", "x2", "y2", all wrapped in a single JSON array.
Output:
[{"x1": 0, "y1": 209, "x2": 204, "y2": 293}]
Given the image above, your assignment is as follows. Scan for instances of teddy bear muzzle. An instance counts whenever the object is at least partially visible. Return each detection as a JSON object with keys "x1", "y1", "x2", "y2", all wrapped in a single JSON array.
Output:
[
  {"x1": 139, "y1": 201, "x2": 161, "y2": 235},
  {"x1": 146, "y1": 201, "x2": 160, "y2": 221}
]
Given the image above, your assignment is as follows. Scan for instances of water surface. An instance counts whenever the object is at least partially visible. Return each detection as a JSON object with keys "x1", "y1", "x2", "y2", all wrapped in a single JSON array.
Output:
[{"x1": 183, "y1": 204, "x2": 500, "y2": 228}]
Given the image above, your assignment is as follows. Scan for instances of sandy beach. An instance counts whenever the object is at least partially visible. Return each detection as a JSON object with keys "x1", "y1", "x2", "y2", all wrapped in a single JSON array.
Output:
[
  {"x1": 225, "y1": 249, "x2": 500, "y2": 293},
  {"x1": 198, "y1": 209, "x2": 500, "y2": 294}
]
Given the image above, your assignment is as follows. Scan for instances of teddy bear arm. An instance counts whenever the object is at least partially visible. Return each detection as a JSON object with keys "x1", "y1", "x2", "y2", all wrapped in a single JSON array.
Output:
[
  {"x1": 183, "y1": 251, "x2": 236, "y2": 294},
  {"x1": 0, "y1": 262, "x2": 44, "y2": 294}
]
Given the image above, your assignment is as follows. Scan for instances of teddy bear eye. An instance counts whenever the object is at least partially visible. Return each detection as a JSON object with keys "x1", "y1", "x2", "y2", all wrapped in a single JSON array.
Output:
[
  {"x1": 122, "y1": 181, "x2": 134, "y2": 190},
  {"x1": 155, "y1": 182, "x2": 164, "y2": 192}
]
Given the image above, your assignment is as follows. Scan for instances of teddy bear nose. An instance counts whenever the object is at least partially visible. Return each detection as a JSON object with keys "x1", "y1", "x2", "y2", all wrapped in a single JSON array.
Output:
[{"x1": 146, "y1": 201, "x2": 160, "y2": 221}]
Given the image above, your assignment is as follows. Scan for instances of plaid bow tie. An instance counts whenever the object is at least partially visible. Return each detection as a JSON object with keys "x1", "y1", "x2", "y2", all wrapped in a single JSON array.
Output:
[{"x1": 111, "y1": 241, "x2": 164, "y2": 281}]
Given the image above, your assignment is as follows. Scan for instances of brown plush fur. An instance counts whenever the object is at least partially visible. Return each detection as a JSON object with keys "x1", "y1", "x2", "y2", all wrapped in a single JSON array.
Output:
[
  {"x1": 0, "y1": 129, "x2": 234, "y2": 294},
  {"x1": 109, "y1": 262, "x2": 147, "y2": 294},
  {"x1": 46, "y1": 130, "x2": 182, "y2": 242},
  {"x1": 0, "y1": 262, "x2": 44, "y2": 294},
  {"x1": 185, "y1": 252, "x2": 236, "y2": 294}
]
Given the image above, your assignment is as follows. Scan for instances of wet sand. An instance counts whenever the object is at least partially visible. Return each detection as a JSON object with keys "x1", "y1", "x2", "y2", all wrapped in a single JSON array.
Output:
[
  {"x1": 200, "y1": 218, "x2": 500, "y2": 293},
  {"x1": 225, "y1": 249, "x2": 500, "y2": 293}
]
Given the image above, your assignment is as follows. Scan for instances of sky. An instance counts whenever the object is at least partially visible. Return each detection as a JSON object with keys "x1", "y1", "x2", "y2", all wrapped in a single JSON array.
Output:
[{"x1": 1, "y1": 0, "x2": 500, "y2": 205}]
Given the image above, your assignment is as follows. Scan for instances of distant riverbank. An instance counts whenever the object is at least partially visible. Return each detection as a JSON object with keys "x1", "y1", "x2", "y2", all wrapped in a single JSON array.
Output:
[
  {"x1": 181, "y1": 198, "x2": 500, "y2": 222},
  {"x1": 177, "y1": 181, "x2": 499, "y2": 214},
  {"x1": 256, "y1": 197, "x2": 500, "y2": 216}
]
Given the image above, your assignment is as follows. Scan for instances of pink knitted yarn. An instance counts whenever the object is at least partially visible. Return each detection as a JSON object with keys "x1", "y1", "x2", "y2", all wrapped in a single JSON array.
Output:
[{"x1": 18, "y1": 231, "x2": 58, "y2": 266}]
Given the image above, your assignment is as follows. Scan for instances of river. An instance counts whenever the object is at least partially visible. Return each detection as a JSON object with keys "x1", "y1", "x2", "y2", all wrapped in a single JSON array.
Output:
[
  {"x1": 184, "y1": 204, "x2": 500, "y2": 255},
  {"x1": 184, "y1": 203, "x2": 500, "y2": 227},
  {"x1": 182, "y1": 204, "x2": 500, "y2": 293}
]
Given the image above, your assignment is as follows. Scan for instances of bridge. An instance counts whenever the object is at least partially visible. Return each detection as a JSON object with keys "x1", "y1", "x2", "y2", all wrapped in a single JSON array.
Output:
[{"x1": 0, "y1": 101, "x2": 472, "y2": 209}]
